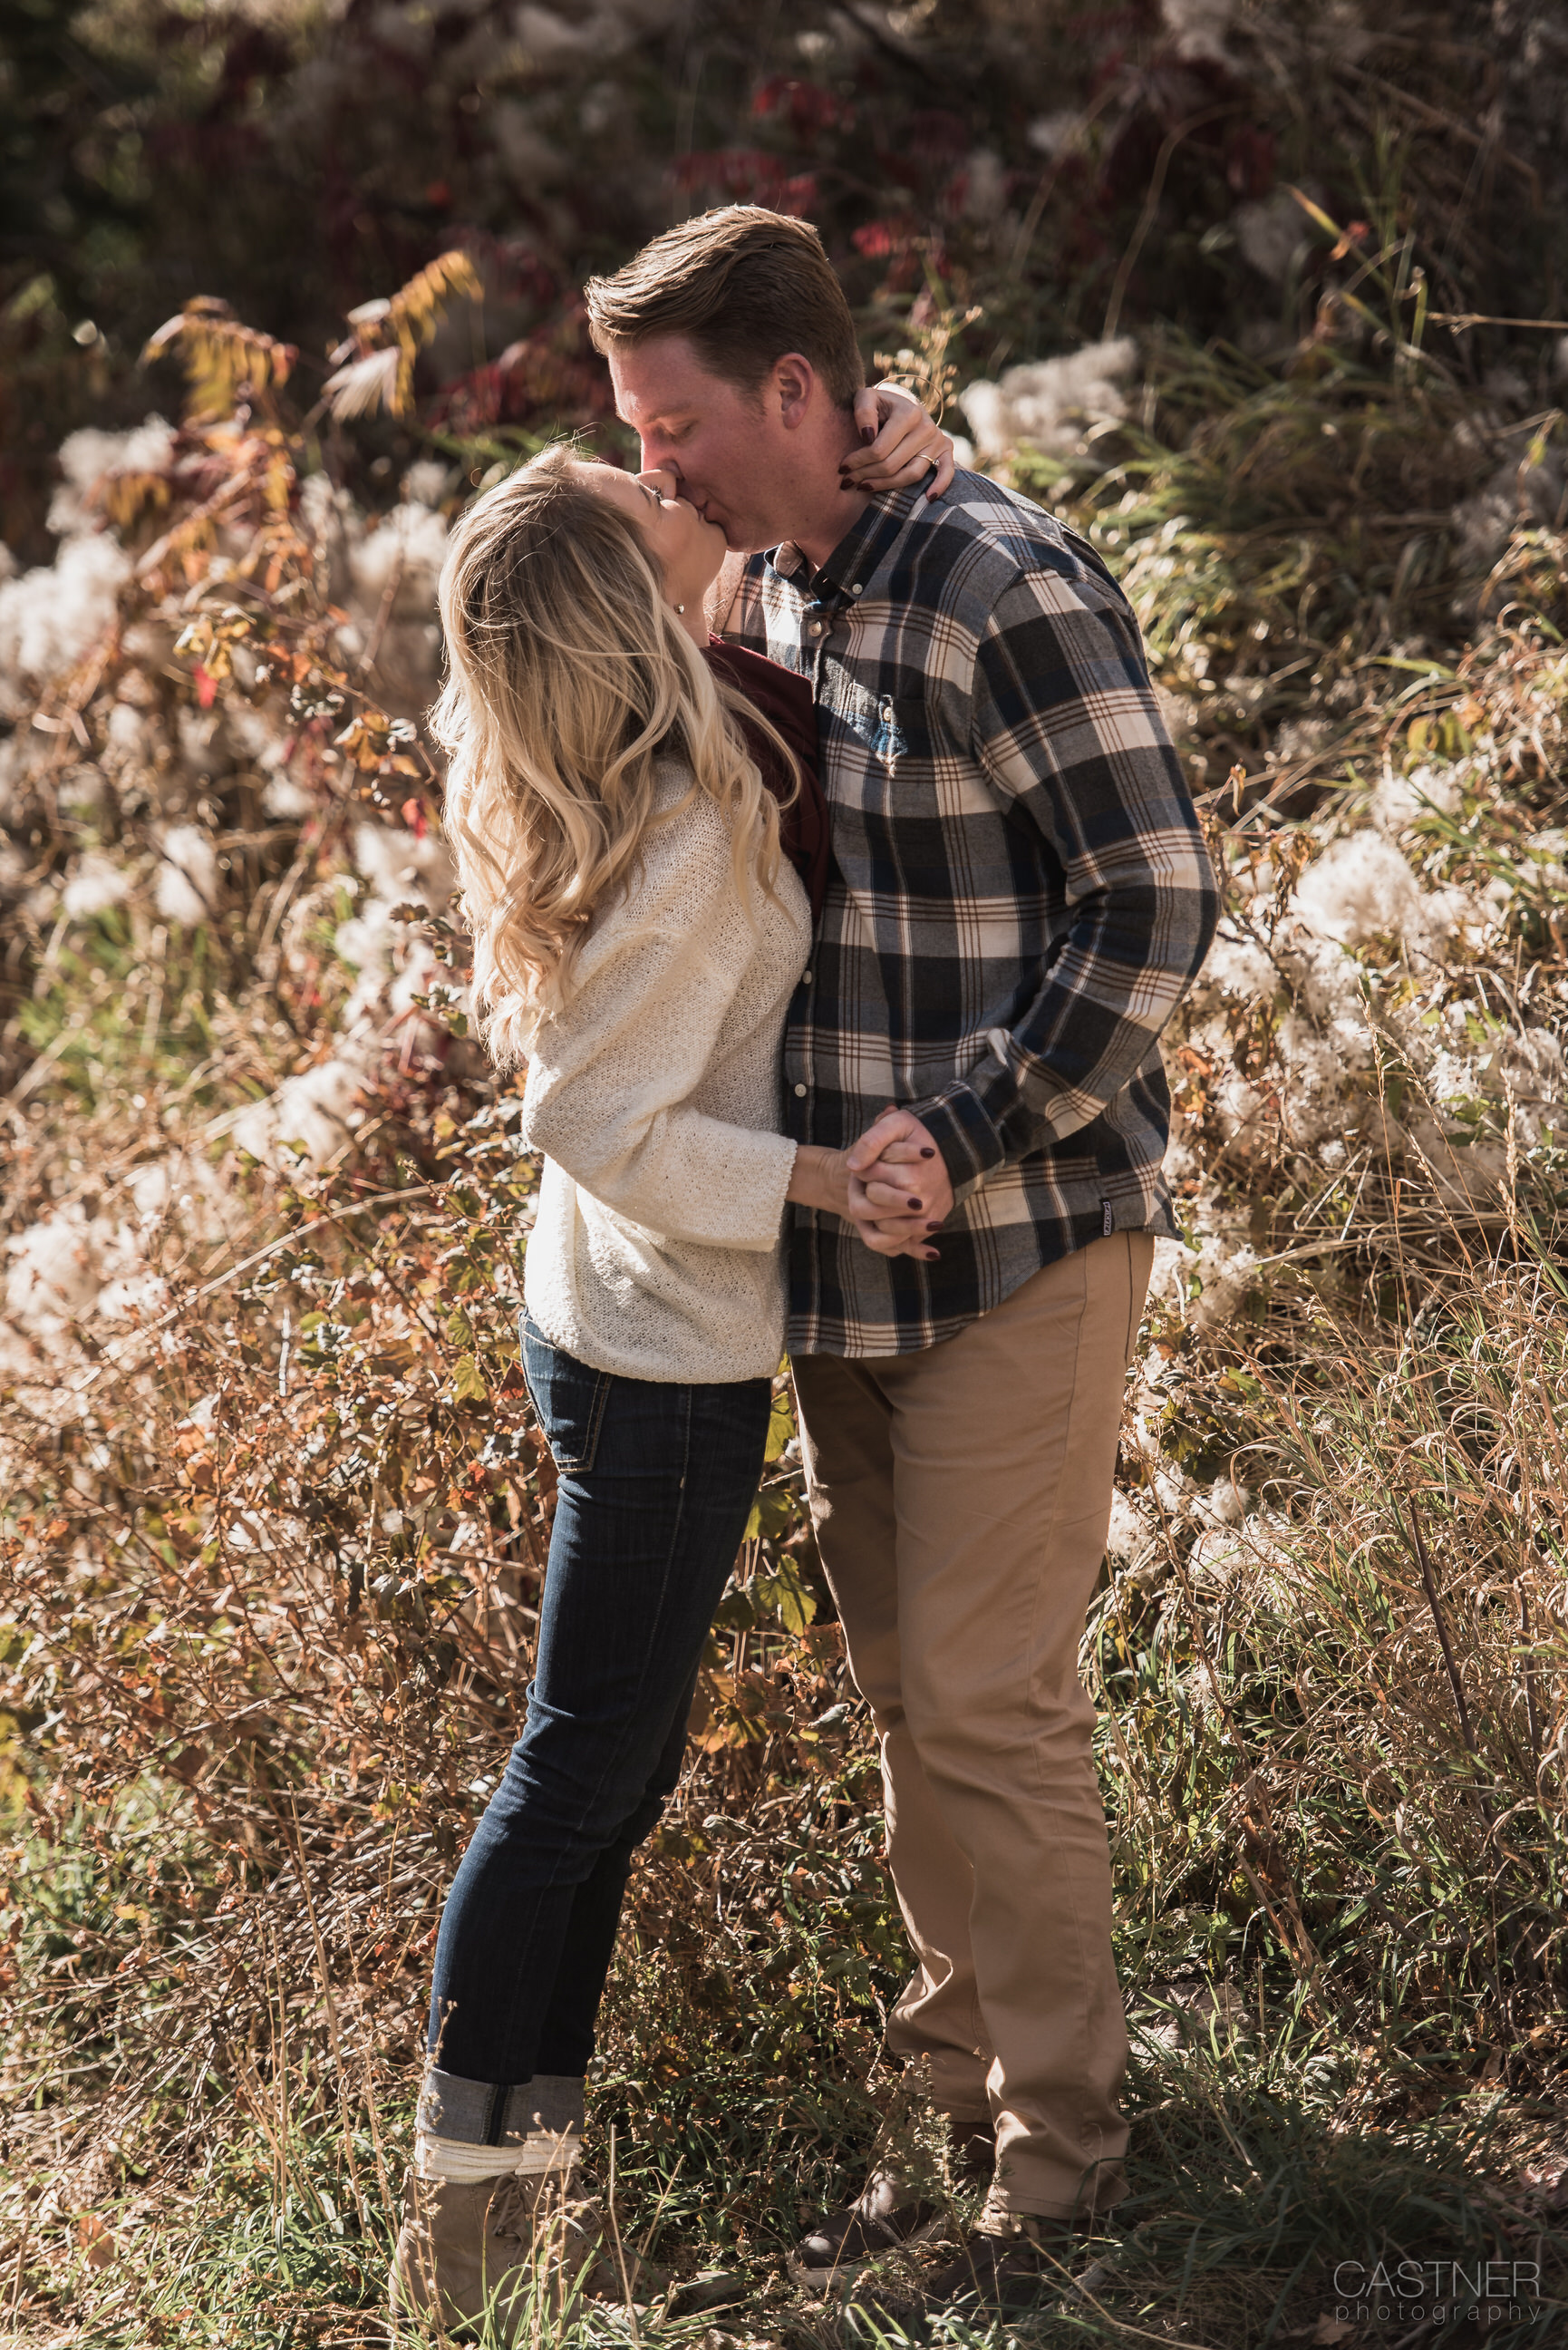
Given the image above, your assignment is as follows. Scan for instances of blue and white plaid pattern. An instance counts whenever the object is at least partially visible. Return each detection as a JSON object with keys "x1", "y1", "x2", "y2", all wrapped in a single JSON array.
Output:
[{"x1": 725, "y1": 471, "x2": 1218, "y2": 1357}]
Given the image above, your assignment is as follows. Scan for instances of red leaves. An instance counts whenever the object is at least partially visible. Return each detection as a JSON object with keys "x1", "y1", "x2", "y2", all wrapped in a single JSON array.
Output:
[
  {"x1": 851, "y1": 216, "x2": 942, "y2": 297},
  {"x1": 852, "y1": 219, "x2": 900, "y2": 260},
  {"x1": 427, "y1": 306, "x2": 614, "y2": 438},
  {"x1": 751, "y1": 77, "x2": 853, "y2": 141},
  {"x1": 673, "y1": 150, "x2": 818, "y2": 218}
]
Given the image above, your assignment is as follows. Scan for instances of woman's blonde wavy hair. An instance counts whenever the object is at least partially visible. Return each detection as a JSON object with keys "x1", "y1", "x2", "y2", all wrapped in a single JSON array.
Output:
[{"x1": 431, "y1": 442, "x2": 794, "y2": 1063}]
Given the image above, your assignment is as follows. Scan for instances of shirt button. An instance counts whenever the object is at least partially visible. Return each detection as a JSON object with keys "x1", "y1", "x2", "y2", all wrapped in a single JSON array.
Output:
[
  {"x1": 807, "y1": 620, "x2": 825, "y2": 636},
  {"x1": 800, "y1": 968, "x2": 812, "y2": 985},
  {"x1": 849, "y1": 583, "x2": 863, "y2": 597},
  {"x1": 793, "y1": 1083, "x2": 808, "y2": 1098}
]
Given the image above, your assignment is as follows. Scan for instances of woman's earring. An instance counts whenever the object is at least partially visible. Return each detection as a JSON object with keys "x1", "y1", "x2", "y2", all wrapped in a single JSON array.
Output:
[{"x1": 675, "y1": 603, "x2": 686, "y2": 614}]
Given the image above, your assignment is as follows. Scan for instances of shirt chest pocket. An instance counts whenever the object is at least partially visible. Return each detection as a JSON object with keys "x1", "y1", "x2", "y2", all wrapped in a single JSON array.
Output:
[
  {"x1": 825, "y1": 683, "x2": 973, "y2": 907},
  {"x1": 828, "y1": 675, "x2": 935, "y2": 793}
]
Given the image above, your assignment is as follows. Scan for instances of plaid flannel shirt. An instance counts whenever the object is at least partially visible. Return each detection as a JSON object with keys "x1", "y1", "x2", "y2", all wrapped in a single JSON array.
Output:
[{"x1": 724, "y1": 471, "x2": 1218, "y2": 1358}]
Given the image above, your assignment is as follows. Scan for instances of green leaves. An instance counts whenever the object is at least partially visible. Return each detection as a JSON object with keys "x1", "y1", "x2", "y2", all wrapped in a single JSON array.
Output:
[
  {"x1": 764, "y1": 1387, "x2": 796, "y2": 1463},
  {"x1": 752, "y1": 1557, "x2": 817, "y2": 1636},
  {"x1": 740, "y1": 1485, "x2": 797, "y2": 1545}
]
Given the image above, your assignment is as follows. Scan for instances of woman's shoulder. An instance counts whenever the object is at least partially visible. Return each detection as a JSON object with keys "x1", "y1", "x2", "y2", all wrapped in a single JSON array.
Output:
[{"x1": 646, "y1": 753, "x2": 729, "y2": 859}]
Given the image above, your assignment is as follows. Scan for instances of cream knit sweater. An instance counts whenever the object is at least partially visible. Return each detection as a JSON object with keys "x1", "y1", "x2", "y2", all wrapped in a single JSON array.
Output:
[{"x1": 521, "y1": 760, "x2": 811, "y2": 1384}]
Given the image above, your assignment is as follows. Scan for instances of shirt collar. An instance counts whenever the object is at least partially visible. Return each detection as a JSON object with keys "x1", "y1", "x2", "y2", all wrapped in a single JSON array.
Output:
[{"x1": 766, "y1": 484, "x2": 924, "y2": 602}]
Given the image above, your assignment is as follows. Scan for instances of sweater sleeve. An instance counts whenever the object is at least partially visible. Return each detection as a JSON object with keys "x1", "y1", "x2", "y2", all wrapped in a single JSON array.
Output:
[{"x1": 520, "y1": 801, "x2": 798, "y2": 1252}]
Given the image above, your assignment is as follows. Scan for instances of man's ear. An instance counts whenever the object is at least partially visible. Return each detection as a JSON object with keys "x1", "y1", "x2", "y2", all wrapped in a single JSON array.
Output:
[{"x1": 771, "y1": 352, "x2": 817, "y2": 431}]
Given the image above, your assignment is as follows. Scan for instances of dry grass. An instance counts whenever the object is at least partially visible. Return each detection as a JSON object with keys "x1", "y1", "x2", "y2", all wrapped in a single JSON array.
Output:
[{"x1": 5, "y1": 185, "x2": 1568, "y2": 2350}]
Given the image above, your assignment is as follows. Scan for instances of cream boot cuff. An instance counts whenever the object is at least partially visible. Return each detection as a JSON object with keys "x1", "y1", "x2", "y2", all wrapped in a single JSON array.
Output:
[{"x1": 413, "y1": 2127, "x2": 581, "y2": 2184}]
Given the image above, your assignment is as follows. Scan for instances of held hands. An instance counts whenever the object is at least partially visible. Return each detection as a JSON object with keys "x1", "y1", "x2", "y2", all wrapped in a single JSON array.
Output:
[
  {"x1": 785, "y1": 1110, "x2": 953, "y2": 1262},
  {"x1": 845, "y1": 1106, "x2": 954, "y2": 1262},
  {"x1": 845, "y1": 384, "x2": 957, "y2": 501}
]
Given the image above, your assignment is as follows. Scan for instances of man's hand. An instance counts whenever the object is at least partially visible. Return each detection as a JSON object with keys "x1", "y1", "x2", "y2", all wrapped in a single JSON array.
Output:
[{"x1": 844, "y1": 1107, "x2": 954, "y2": 1260}]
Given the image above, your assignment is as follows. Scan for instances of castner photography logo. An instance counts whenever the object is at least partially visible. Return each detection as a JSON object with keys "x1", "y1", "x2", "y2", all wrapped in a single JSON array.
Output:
[{"x1": 1331, "y1": 2257, "x2": 1541, "y2": 2330}]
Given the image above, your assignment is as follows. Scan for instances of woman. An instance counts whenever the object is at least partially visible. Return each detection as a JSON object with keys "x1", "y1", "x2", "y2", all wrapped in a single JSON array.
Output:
[{"x1": 392, "y1": 399, "x2": 952, "y2": 2334}]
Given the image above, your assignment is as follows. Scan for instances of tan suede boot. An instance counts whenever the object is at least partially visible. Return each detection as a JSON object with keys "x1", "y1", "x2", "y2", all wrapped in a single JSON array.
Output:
[{"x1": 388, "y1": 2163, "x2": 621, "y2": 2339}]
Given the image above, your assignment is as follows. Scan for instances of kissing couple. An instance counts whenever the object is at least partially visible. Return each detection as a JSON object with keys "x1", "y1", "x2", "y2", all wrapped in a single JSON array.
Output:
[{"x1": 390, "y1": 203, "x2": 1216, "y2": 2333}]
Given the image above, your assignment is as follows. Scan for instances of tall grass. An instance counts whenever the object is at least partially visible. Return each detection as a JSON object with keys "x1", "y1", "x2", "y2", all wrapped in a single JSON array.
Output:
[{"x1": 6, "y1": 257, "x2": 1568, "y2": 2350}]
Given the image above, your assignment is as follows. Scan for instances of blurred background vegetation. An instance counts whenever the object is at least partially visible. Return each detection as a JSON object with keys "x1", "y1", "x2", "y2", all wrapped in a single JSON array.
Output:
[
  {"x1": 5, "y1": 5, "x2": 1568, "y2": 2346},
  {"x1": 5, "y1": 0, "x2": 1568, "y2": 554}
]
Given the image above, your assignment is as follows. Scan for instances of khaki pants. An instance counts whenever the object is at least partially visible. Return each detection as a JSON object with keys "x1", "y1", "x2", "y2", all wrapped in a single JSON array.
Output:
[{"x1": 792, "y1": 1232, "x2": 1153, "y2": 2222}]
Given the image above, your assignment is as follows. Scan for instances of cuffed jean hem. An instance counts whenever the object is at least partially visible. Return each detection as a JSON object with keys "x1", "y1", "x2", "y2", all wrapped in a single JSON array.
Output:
[{"x1": 418, "y1": 2065, "x2": 585, "y2": 2148}]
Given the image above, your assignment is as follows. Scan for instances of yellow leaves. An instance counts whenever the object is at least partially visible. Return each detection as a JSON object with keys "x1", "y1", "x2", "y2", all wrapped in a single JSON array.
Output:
[
  {"x1": 765, "y1": 1383, "x2": 796, "y2": 1462},
  {"x1": 175, "y1": 606, "x2": 253, "y2": 689},
  {"x1": 1407, "y1": 705, "x2": 1479, "y2": 765},
  {"x1": 261, "y1": 444, "x2": 295, "y2": 516},
  {"x1": 324, "y1": 248, "x2": 482, "y2": 422},
  {"x1": 97, "y1": 469, "x2": 171, "y2": 535},
  {"x1": 135, "y1": 426, "x2": 303, "y2": 596},
  {"x1": 331, "y1": 707, "x2": 427, "y2": 798},
  {"x1": 389, "y1": 248, "x2": 484, "y2": 353},
  {"x1": 333, "y1": 711, "x2": 392, "y2": 772},
  {"x1": 143, "y1": 297, "x2": 297, "y2": 424}
]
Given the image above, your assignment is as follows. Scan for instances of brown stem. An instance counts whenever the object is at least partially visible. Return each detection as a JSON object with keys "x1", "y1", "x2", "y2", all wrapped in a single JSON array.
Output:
[
  {"x1": 1401, "y1": 1490, "x2": 1497, "y2": 1835},
  {"x1": 1404, "y1": 1491, "x2": 1479, "y2": 1758}
]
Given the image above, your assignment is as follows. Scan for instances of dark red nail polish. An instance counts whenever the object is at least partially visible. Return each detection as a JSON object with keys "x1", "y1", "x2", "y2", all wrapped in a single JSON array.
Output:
[
  {"x1": 861, "y1": 424, "x2": 876, "y2": 444},
  {"x1": 920, "y1": 1147, "x2": 935, "y2": 1158},
  {"x1": 926, "y1": 1220, "x2": 941, "y2": 1229},
  {"x1": 907, "y1": 1197, "x2": 922, "y2": 1209}
]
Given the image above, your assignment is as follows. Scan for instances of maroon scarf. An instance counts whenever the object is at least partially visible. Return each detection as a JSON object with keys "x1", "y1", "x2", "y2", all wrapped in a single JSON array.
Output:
[{"x1": 702, "y1": 638, "x2": 831, "y2": 922}]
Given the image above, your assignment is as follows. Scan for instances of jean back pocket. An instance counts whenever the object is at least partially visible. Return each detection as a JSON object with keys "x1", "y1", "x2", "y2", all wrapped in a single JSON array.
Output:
[{"x1": 519, "y1": 1315, "x2": 613, "y2": 1473}]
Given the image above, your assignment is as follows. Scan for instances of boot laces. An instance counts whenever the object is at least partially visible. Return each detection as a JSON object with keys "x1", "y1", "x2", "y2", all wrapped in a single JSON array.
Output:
[{"x1": 488, "y1": 2167, "x2": 582, "y2": 2247}]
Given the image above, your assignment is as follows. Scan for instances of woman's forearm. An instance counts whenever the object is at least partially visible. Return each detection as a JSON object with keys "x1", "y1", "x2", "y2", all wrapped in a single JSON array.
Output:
[{"x1": 785, "y1": 1142, "x2": 851, "y2": 1218}]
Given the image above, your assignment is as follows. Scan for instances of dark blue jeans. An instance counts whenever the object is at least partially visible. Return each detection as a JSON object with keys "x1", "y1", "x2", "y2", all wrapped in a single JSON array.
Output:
[{"x1": 427, "y1": 1316, "x2": 771, "y2": 2099}]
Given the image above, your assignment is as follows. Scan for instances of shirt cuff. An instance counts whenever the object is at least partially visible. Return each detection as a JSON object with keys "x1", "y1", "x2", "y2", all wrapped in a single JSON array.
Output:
[{"x1": 908, "y1": 1078, "x2": 1010, "y2": 1208}]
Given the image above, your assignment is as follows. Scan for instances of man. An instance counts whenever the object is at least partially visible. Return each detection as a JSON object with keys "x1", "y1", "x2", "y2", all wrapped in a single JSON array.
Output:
[{"x1": 586, "y1": 207, "x2": 1216, "y2": 2302}]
